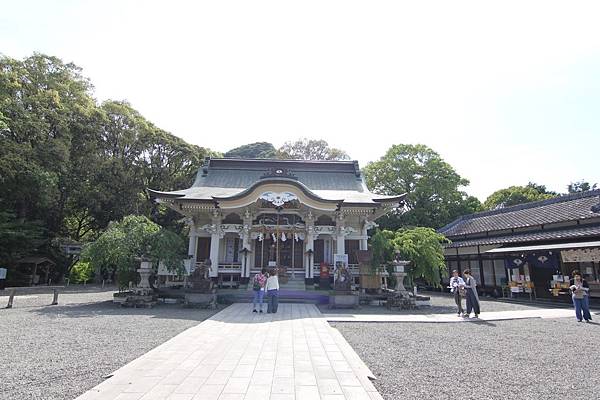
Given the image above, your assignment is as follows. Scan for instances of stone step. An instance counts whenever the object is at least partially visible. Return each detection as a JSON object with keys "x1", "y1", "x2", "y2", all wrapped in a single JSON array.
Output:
[{"x1": 218, "y1": 289, "x2": 329, "y2": 305}]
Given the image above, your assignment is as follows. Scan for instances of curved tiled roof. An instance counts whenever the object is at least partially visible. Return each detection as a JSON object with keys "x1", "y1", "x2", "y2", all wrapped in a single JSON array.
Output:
[
  {"x1": 440, "y1": 189, "x2": 600, "y2": 237},
  {"x1": 149, "y1": 157, "x2": 405, "y2": 206}
]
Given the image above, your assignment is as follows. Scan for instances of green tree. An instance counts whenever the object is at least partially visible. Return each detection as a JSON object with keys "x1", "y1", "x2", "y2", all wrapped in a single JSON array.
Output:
[
  {"x1": 277, "y1": 138, "x2": 350, "y2": 160},
  {"x1": 224, "y1": 142, "x2": 277, "y2": 158},
  {"x1": 526, "y1": 182, "x2": 558, "y2": 196},
  {"x1": 483, "y1": 185, "x2": 556, "y2": 210},
  {"x1": 392, "y1": 227, "x2": 448, "y2": 287},
  {"x1": 81, "y1": 215, "x2": 186, "y2": 287},
  {"x1": 0, "y1": 53, "x2": 220, "y2": 283},
  {"x1": 0, "y1": 212, "x2": 46, "y2": 268},
  {"x1": 568, "y1": 180, "x2": 597, "y2": 193},
  {"x1": 363, "y1": 144, "x2": 480, "y2": 229},
  {"x1": 0, "y1": 53, "x2": 97, "y2": 231},
  {"x1": 369, "y1": 230, "x2": 396, "y2": 270},
  {"x1": 369, "y1": 228, "x2": 448, "y2": 287}
]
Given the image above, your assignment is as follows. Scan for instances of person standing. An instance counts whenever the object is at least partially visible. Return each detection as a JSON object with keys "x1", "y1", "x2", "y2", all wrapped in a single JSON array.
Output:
[
  {"x1": 570, "y1": 273, "x2": 592, "y2": 322},
  {"x1": 449, "y1": 270, "x2": 465, "y2": 316},
  {"x1": 570, "y1": 270, "x2": 592, "y2": 320},
  {"x1": 252, "y1": 268, "x2": 267, "y2": 313},
  {"x1": 463, "y1": 269, "x2": 480, "y2": 318},
  {"x1": 266, "y1": 269, "x2": 280, "y2": 314}
]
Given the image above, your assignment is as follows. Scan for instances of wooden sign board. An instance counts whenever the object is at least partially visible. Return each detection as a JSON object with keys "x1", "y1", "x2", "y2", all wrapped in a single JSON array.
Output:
[{"x1": 355, "y1": 250, "x2": 372, "y2": 264}]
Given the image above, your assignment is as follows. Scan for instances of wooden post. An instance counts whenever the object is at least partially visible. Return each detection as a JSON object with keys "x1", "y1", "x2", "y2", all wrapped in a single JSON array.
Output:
[
  {"x1": 291, "y1": 232, "x2": 295, "y2": 279},
  {"x1": 51, "y1": 289, "x2": 59, "y2": 305},
  {"x1": 6, "y1": 289, "x2": 16, "y2": 308}
]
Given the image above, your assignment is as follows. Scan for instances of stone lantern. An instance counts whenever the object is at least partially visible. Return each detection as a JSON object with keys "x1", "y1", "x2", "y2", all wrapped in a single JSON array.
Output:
[{"x1": 391, "y1": 259, "x2": 411, "y2": 294}]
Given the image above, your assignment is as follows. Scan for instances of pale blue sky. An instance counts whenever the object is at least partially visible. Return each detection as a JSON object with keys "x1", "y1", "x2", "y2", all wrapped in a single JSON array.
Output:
[{"x1": 1, "y1": 0, "x2": 599, "y2": 200}]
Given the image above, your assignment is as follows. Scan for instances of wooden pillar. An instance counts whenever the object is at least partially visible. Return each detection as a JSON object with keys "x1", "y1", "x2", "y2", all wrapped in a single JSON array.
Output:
[
  {"x1": 188, "y1": 224, "x2": 198, "y2": 267},
  {"x1": 335, "y1": 212, "x2": 345, "y2": 256},
  {"x1": 209, "y1": 213, "x2": 222, "y2": 278},
  {"x1": 478, "y1": 245, "x2": 485, "y2": 288}
]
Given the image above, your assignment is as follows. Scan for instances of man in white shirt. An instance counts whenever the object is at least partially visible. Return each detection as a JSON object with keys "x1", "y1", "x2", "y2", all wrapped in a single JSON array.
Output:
[{"x1": 449, "y1": 270, "x2": 465, "y2": 316}]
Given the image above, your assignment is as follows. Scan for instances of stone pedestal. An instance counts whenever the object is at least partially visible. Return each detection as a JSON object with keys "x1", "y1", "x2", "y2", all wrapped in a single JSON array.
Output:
[
  {"x1": 184, "y1": 262, "x2": 217, "y2": 308},
  {"x1": 328, "y1": 292, "x2": 360, "y2": 309},
  {"x1": 184, "y1": 291, "x2": 217, "y2": 309}
]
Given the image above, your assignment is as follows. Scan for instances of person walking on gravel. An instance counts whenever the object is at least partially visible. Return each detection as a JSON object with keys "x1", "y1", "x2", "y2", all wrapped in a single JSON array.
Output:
[
  {"x1": 449, "y1": 270, "x2": 466, "y2": 316},
  {"x1": 570, "y1": 273, "x2": 592, "y2": 322},
  {"x1": 252, "y1": 268, "x2": 267, "y2": 313},
  {"x1": 265, "y1": 269, "x2": 280, "y2": 314},
  {"x1": 462, "y1": 269, "x2": 480, "y2": 318}
]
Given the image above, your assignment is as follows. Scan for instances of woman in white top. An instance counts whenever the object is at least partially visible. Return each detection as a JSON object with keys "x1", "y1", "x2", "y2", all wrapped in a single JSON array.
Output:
[
  {"x1": 570, "y1": 273, "x2": 591, "y2": 322},
  {"x1": 266, "y1": 269, "x2": 280, "y2": 314}
]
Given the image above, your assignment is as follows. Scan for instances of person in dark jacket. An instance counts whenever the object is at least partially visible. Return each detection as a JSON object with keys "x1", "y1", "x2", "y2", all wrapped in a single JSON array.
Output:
[{"x1": 462, "y1": 269, "x2": 480, "y2": 318}]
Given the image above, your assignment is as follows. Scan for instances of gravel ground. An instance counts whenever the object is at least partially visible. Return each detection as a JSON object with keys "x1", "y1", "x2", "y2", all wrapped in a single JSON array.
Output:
[
  {"x1": 0, "y1": 287, "x2": 220, "y2": 400},
  {"x1": 333, "y1": 315, "x2": 600, "y2": 400},
  {"x1": 319, "y1": 292, "x2": 556, "y2": 315}
]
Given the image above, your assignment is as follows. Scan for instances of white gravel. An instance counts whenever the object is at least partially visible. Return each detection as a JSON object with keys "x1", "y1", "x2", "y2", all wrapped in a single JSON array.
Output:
[
  {"x1": 333, "y1": 315, "x2": 600, "y2": 400},
  {"x1": 319, "y1": 292, "x2": 553, "y2": 315},
  {"x1": 0, "y1": 288, "x2": 219, "y2": 400}
]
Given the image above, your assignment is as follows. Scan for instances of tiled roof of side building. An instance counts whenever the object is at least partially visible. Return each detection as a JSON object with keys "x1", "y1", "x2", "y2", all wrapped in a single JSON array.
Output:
[
  {"x1": 444, "y1": 225, "x2": 600, "y2": 248},
  {"x1": 439, "y1": 189, "x2": 600, "y2": 237}
]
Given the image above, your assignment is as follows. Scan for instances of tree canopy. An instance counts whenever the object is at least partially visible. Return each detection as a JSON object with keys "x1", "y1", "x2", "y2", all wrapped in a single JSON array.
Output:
[
  {"x1": 0, "y1": 53, "x2": 215, "y2": 281},
  {"x1": 277, "y1": 138, "x2": 350, "y2": 160},
  {"x1": 363, "y1": 144, "x2": 481, "y2": 229},
  {"x1": 483, "y1": 184, "x2": 557, "y2": 210},
  {"x1": 81, "y1": 215, "x2": 186, "y2": 286},
  {"x1": 370, "y1": 228, "x2": 448, "y2": 287},
  {"x1": 224, "y1": 142, "x2": 277, "y2": 159},
  {"x1": 568, "y1": 180, "x2": 598, "y2": 193}
]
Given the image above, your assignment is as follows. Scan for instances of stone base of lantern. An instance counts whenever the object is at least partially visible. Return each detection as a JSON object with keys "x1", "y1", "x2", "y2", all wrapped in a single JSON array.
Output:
[
  {"x1": 328, "y1": 292, "x2": 360, "y2": 309},
  {"x1": 121, "y1": 293, "x2": 157, "y2": 308},
  {"x1": 184, "y1": 291, "x2": 217, "y2": 309}
]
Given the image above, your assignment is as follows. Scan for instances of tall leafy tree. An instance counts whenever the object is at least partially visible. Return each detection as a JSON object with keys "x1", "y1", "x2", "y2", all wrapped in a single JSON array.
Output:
[
  {"x1": 224, "y1": 142, "x2": 277, "y2": 158},
  {"x1": 370, "y1": 228, "x2": 448, "y2": 287},
  {"x1": 0, "y1": 53, "x2": 217, "y2": 282},
  {"x1": 393, "y1": 227, "x2": 448, "y2": 287},
  {"x1": 81, "y1": 215, "x2": 186, "y2": 287},
  {"x1": 363, "y1": 144, "x2": 481, "y2": 229},
  {"x1": 277, "y1": 138, "x2": 350, "y2": 160},
  {"x1": 483, "y1": 185, "x2": 556, "y2": 210},
  {"x1": 526, "y1": 182, "x2": 558, "y2": 196},
  {"x1": 568, "y1": 180, "x2": 597, "y2": 193},
  {"x1": 0, "y1": 53, "x2": 97, "y2": 231}
]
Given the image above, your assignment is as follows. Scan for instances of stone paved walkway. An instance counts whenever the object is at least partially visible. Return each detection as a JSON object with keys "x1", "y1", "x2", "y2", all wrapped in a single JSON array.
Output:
[{"x1": 76, "y1": 303, "x2": 382, "y2": 400}]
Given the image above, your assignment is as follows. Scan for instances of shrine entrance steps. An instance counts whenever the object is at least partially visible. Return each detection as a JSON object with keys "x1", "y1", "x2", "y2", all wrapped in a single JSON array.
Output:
[{"x1": 224, "y1": 277, "x2": 329, "y2": 305}]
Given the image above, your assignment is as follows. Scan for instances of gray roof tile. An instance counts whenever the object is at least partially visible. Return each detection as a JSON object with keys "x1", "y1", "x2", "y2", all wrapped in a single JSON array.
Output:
[
  {"x1": 444, "y1": 225, "x2": 600, "y2": 248},
  {"x1": 150, "y1": 157, "x2": 403, "y2": 205},
  {"x1": 440, "y1": 189, "x2": 600, "y2": 237}
]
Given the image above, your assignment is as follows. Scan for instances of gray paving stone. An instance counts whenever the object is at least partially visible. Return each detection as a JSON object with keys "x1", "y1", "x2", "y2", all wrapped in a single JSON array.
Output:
[{"x1": 76, "y1": 304, "x2": 382, "y2": 400}]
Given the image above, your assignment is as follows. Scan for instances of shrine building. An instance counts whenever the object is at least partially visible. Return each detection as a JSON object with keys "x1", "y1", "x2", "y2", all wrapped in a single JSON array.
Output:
[{"x1": 149, "y1": 158, "x2": 405, "y2": 285}]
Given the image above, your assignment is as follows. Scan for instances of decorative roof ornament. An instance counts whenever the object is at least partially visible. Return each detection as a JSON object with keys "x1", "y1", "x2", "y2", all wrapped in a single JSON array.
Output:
[
  {"x1": 259, "y1": 191, "x2": 299, "y2": 207},
  {"x1": 260, "y1": 167, "x2": 298, "y2": 180}
]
